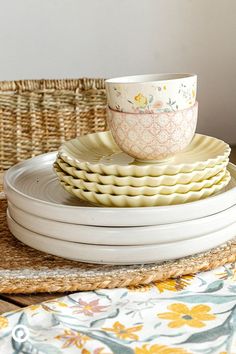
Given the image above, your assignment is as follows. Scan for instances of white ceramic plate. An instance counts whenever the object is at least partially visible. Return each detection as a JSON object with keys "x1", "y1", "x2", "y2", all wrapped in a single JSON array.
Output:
[
  {"x1": 60, "y1": 171, "x2": 230, "y2": 207},
  {"x1": 54, "y1": 162, "x2": 227, "y2": 196},
  {"x1": 59, "y1": 131, "x2": 230, "y2": 176},
  {"x1": 56, "y1": 156, "x2": 229, "y2": 187},
  {"x1": 7, "y1": 211, "x2": 236, "y2": 264},
  {"x1": 8, "y1": 201, "x2": 236, "y2": 245},
  {"x1": 4, "y1": 152, "x2": 236, "y2": 226}
]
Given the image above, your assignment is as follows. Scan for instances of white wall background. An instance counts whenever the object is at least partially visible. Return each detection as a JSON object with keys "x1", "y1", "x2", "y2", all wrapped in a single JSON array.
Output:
[{"x1": 0, "y1": 0, "x2": 235, "y2": 143}]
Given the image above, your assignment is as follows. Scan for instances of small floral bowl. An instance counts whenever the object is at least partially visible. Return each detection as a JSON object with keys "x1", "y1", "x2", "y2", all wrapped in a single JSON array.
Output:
[
  {"x1": 107, "y1": 102, "x2": 198, "y2": 162},
  {"x1": 105, "y1": 73, "x2": 197, "y2": 113}
]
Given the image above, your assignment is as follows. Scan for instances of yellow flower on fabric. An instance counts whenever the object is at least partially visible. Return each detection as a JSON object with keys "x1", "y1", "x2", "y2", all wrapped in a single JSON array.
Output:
[
  {"x1": 28, "y1": 305, "x2": 41, "y2": 311},
  {"x1": 192, "y1": 89, "x2": 196, "y2": 98},
  {"x1": 128, "y1": 284, "x2": 152, "y2": 292},
  {"x1": 158, "y1": 303, "x2": 216, "y2": 328},
  {"x1": 81, "y1": 349, "x2": 111, "y2": 354},
  {"x1": 128, "y1": 275, "x2": 194, "y2": 293},
  {"x1": 163, "y1": 85, "x2": 167, "y2": 90},
  {"x1": 94, "y1": 349, "x2": 112, "y2": 354},
  {"x1": 102, "y1": 321, "x2": 142, "y2": 340},
  {"x1": 217, "y1": 263, "x2": 236, "y2": 281},
  {"x1": 134, "y1": 93, "x2": 148, "y2": 108},
  {"x1": 135, "y1": 343, "x2": 190, "y2": 354},
  {"x1": 44, "y1": 299, "x2": 68, "y2": 308},
  {"x1": 155, "y1": 275, "x2": 194, "y2": 293},
  {"x1": 57, "y1": 302, "x2": 68, "y2": 307},
  {"x1": 55, "y1": 329, "x2": 90, "y2": 349},
  {"x1": 0, "y1": 316, "x2": 8, "y2": 329},
  {"x1": 82, "y1": 349, "x2": 90, "y2": 354}
]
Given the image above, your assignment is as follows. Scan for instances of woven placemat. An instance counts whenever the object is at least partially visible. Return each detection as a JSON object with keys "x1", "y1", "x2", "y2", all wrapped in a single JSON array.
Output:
[{"x1": 1, "y1": 197, "x2": 236, "y2": 294}]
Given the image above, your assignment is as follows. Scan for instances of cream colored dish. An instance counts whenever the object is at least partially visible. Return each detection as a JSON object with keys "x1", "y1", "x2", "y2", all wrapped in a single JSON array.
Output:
[
  {"x1": 56, "y1": 156, "x2": 229, "y2": 187},
  {"x1": 58, "y1": 131, "x2": 230, "y2": 177},
  {"x1": 8, "y1": 201, "x2": 236, "y2": 245},
  {"x1": 54, "y1": 163, "x2": 227, "y2": 196},
  {"x1": 60, "y1": 170, "x2": 231, "y2": 207},
  {"x1": 7, "y1": 212, "x2": 236, "y2": 265}
]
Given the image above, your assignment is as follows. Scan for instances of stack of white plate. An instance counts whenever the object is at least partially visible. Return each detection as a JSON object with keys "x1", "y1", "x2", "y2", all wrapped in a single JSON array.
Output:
[{"x1": 4, "y1": 132, "x2": 236, "y2": 265}]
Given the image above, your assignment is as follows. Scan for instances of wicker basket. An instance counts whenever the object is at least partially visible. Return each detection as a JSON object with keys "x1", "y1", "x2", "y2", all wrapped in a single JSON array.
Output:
[{"x1": 0, "y1": 78, "x2": 107, "y2": 171}]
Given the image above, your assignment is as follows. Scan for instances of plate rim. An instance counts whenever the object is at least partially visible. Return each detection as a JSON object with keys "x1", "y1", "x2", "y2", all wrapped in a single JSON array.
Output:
[
  {"x1": 3, "y1": 151, "x2": 236, "y2": 211},
  {"x1": 4, "y1": 152, "x2": 236, "y2": 226},
  {"x1": 7, "y1": 200, "x2": 236, "y2": 245},
  {"x1": 54, "y1": 162, "x2": 227, "y2": 196},
  {"x1": 56, "y1": 155, "x2": 229, "y2": 187},
  {"x1": 7, "y1": 210, "x2": 236, "y2": 264}
]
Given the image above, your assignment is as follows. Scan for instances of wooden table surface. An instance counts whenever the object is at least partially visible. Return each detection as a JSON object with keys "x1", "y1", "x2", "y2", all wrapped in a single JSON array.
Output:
[{"x1": 0, "y1": 146, "x2": 236, "y2": 314}]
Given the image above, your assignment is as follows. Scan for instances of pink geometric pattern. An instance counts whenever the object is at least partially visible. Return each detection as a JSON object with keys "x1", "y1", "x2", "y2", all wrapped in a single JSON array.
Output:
[{"x1": 107, "y1": 102, "x2": 198, "y2": 161}]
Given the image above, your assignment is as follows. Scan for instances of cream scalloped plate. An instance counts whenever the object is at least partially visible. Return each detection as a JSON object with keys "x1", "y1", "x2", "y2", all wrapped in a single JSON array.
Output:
[
  {"x1": 58, "y1": 131, "x2": 231, "y2": 177},
  {"x1": 60, "y1": 171, "x2": 231, "y2": 207},
  {"x1": 54, "y1": 163, "x2": 227, "y2": 197},
  {"x1": 56, "y1": 156, "x2": 229, "y2": 187}
]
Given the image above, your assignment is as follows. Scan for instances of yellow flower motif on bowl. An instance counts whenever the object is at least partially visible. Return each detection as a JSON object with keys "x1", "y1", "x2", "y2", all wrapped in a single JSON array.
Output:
[
  {"x1": 134, "y1": 93, "x2": 148, "y2": 108},
  {"x1": 158, "y1": 303, "x2": 216, "y2": 328},
  {"x1": 0, "y1": 316, "x2": 8, "y2": 329},
  {"x1": 102, "y1": 321, "x2": 142, "y2": 340},
  {"x1": 135, "y1": 343, "x2": 190, "y2": 354}
]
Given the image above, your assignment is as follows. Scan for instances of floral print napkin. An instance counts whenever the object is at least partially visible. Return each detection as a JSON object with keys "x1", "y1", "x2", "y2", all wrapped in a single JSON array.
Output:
[{"x1": 0, "y1": 263, "x2": 236, "y2": 353}]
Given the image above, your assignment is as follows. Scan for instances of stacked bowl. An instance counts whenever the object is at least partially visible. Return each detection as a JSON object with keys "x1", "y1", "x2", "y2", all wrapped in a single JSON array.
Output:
[
  {"x1": 5, "y1": 74, "x2": 236, "y2": 265},
  {"x1": 106, "y1": 73, "x2": 198, "y2": 162}
]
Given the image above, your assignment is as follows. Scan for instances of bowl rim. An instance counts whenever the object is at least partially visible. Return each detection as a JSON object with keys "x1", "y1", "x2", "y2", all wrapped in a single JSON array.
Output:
[{"x1": 105, "y1": 73, "x2": 197, "y2": 85}]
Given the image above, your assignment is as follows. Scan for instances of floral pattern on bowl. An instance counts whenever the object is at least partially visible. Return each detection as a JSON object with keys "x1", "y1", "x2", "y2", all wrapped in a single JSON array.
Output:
[
  {"x1": 105, "y1": 73, "x2": 197, "y2": 113},
  {"x1": 107, "y1": 102, "x2": 198, "y2": 161}
]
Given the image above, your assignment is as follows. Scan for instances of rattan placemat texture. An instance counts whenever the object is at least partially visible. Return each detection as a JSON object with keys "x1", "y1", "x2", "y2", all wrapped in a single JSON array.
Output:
[{"x1": 1, "y1": 196, "x2": 236, "y2": 294}]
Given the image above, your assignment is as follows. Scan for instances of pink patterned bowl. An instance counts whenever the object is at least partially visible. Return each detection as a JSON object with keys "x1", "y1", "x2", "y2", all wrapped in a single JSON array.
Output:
[{"x1": 107, "y1": 102, "x2": 198, "y2": 162}]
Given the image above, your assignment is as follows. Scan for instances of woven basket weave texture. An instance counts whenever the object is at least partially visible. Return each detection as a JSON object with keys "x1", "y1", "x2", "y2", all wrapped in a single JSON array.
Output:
[{"x1": 0, "y1": 78, "x2": 107, "y2": 171}]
